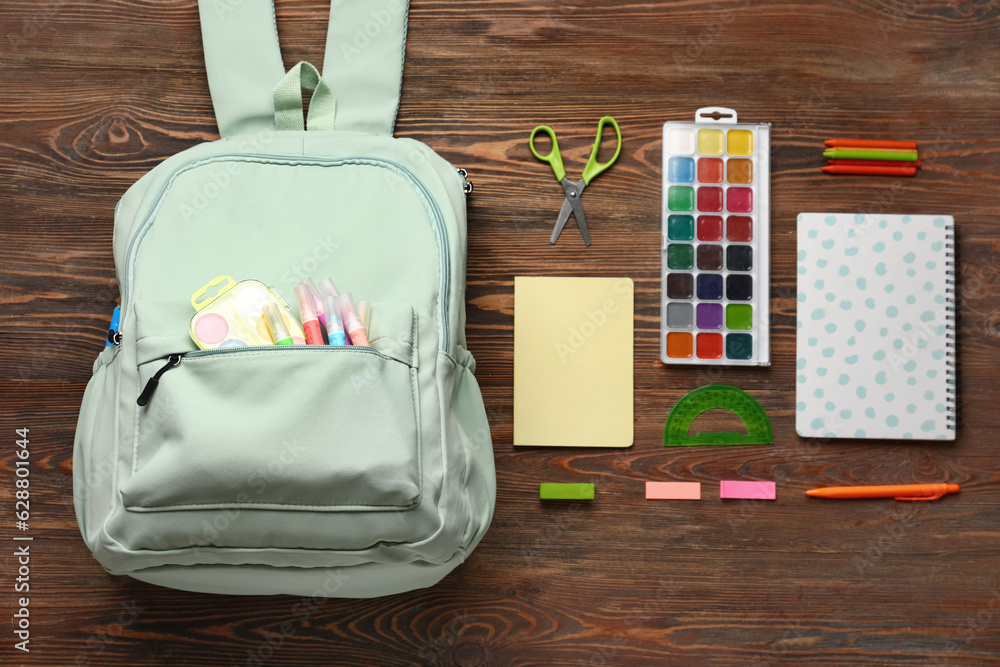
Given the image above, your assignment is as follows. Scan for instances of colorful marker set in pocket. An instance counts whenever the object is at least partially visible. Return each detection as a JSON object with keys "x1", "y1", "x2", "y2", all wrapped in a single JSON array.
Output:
[{"x1": 660, "y1": 107, "x2": 771, "y2": 365}]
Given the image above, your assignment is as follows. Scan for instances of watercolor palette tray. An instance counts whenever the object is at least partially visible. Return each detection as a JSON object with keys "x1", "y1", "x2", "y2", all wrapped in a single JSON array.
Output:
[
  {"x1": 189, "y1": 276, "x2": 306, "y2": 349},
  {"x1": 660, "y1": 107, "x2": 771, "y2": 365}
]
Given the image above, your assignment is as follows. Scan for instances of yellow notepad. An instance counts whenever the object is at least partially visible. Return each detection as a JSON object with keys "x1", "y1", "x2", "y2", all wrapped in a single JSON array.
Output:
[{"x1": 514, "y1": 276, "x2": 634, "y2": 447}]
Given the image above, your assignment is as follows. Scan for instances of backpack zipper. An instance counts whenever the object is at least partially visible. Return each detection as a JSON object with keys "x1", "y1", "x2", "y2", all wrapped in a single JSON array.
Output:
[
  {"x1": 117, "y1": 154, "x2": 452, "y2": 352},
  {"x1": 136, "y1": 354, "x2": 181, "y2": 406},
  {"x1": 135, "y1": 344, "x2": 390, "y2": 407},
  {"x1": 457, "y1": 168, "x2": 473, "y2": 194}
]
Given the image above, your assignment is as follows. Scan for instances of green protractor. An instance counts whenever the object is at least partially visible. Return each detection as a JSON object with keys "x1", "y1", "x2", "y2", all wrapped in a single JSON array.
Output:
[{"x1": 663, "y1": 384, "x2": 773, "y2": 446}]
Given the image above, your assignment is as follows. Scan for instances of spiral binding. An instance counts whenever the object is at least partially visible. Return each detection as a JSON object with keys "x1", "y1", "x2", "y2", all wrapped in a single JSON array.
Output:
[{"x1": 944, "y1": 223, "x2": 957, "y2": 429}]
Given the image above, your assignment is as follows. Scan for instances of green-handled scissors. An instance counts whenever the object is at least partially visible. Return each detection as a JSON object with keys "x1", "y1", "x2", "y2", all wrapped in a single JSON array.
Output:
[{"x1": 529, "y1": 116, "x2": 622, "y2": 246}]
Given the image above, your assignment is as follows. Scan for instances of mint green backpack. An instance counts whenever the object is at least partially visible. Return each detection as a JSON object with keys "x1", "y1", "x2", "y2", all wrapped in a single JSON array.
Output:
[{"x1": 73, "y1": 0, "x2": 495, "y2": 597}]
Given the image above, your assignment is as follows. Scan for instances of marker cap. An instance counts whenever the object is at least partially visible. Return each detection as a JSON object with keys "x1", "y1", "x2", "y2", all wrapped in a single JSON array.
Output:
[
  {"x1": 358, "y1": 300, "x2": 372, "y2": 332},
  {"x1": 339, "y1": 293, "x2": 369, "y2": 346},
  {"x1": 324, "y1": 295, "x2": 347, "y2": 345},
  {"x1": 299, "y1": 278, "x2": 326, "y2": 328},
  {"x1": 320, "y1": 278, "x2": 341, "y2": 300},
  {"x1": 294, "y1": 284, "x2": 318, "y2": 322}
]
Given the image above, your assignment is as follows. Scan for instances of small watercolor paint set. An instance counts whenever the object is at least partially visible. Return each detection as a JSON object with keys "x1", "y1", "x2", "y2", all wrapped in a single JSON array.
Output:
[
  {"x1": 189, "y1": 276, "x2": 306, "y2": 349},
  {"x1": 660, "y1": 107, "x2": 771, "y2": 365}
]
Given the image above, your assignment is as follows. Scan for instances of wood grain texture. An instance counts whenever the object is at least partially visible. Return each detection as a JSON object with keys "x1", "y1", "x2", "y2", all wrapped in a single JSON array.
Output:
[{"x1": 2, "y1": 0, "x2": 999, "y2": 665}]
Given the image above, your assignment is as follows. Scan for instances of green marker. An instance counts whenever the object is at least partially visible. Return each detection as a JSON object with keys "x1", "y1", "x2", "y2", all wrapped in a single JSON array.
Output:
[
  {"x1": 539, "y1": 483, "x2": 594, "y2": 500},
  {"x1": 263, "y1": 303, "x2": 294, "y2": 345},
  {"x1": 822, "y1": 149, "x2": 918, "y2": 162}
]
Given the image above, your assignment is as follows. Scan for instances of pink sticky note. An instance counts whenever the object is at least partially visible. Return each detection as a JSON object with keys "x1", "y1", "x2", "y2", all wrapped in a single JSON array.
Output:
[
  {"x1": 719, "y1": 480, "x2": 776, "y2": 500},
  {"x1": 645, "y1": 482, "x2": 701, "y2": 500}
]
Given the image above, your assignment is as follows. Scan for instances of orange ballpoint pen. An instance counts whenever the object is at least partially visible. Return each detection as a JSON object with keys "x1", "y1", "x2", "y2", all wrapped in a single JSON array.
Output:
[{"x1": 806, "y1": 483, "x2": 959, "y2": 501}]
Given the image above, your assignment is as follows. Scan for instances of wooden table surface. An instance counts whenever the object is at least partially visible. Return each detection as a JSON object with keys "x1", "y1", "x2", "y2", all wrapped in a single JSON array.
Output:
[{"x1": 2, "y1": 1, "x2": 999, "y2": 665}]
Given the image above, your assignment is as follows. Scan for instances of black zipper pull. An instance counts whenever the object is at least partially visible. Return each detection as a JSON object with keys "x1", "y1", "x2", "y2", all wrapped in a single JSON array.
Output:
[{"x1": 137, "y1": 354, "x2": 182, "y2": 406}]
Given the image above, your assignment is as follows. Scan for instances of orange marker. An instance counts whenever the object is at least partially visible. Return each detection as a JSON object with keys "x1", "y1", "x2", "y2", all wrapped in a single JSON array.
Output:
[
  {"x1": 338, "y1": 293, "x2": 369, "y2": 346},
  {"x1": 806, "y1": 483, "x2": 959, "y2": 501},
  {"x1": 824, "y1": 138, "x2": 918, "y2": 149}
]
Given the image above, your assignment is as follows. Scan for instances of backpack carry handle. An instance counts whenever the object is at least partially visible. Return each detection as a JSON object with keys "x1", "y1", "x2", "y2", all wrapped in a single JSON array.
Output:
[
  {"x1": 198, "y1": 0, "x2": 408, "y2": 138},
  {"x1": 273, "y1": 62, "x2": 337, "y2": 132}
]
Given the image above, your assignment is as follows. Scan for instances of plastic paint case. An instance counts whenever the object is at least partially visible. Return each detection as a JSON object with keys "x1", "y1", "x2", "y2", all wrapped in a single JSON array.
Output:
[
  {"x1": 189, "y1": 276, "x2": 306, "y2": 349},
  {"x1": 660, "y1": 107, "x2": 771, "y2": 366}
]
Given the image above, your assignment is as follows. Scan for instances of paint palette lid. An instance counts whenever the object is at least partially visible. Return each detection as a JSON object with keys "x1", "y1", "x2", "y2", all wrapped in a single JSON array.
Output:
[{"x1": 189, "y1": 276, "x2": 305, "y2": 349}]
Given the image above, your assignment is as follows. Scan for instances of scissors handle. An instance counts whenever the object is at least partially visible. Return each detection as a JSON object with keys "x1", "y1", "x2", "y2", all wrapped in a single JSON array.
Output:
[
  {"x1": 529, "y1": 125, "x2": 566, "y2": 182},
  {"x1": 581, "y1": 116, "x2": 622, "y2": 185}
]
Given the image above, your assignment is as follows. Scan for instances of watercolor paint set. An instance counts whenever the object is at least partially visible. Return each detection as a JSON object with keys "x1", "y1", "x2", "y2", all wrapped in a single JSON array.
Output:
[
  {"x1": 660, "y1": 107, "x2": 771, "y2": 365},
  {"x1": 189, "y1": 276, "x2": 307, "y2": 349}
]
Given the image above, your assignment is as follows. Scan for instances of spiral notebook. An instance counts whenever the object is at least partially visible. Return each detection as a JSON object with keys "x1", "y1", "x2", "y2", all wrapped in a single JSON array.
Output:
[{"x1": 795, "y1": 213, "x2": 956, "y2": 440}]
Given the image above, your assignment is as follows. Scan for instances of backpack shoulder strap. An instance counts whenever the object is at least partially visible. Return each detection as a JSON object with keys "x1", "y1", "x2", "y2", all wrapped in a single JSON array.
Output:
[
  {"x1": 198, "y1": 0, "x2": 407, "y2": 138},
  {"x1": 198, "y1": 2, "x2": 286, "y2": 138},
  {"x1": 320, "y1": 0, "x2": 408, "y2": 136}
]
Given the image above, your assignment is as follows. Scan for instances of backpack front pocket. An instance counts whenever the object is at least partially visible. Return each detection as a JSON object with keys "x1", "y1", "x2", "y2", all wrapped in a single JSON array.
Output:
[{"x1": 122, "y1": 306, "x2": 420, "y2": 512}]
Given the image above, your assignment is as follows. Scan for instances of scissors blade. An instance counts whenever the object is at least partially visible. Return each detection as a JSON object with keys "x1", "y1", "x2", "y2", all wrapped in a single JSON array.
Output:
[
  {"x1": 550, "y1": 178, "x2": 590, "y2": 246},
  {"x1": 550, "y1": 196, "x2": 573, "y2": 244}
]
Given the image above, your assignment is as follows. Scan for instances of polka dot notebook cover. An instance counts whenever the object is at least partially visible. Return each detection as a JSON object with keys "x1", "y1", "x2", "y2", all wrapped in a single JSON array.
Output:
[
  {"x1": 796, "y1": 213, "x2": 956, "y2": 440},
  {"x1": 660, "y1": 107, "x2": 770, "y2": 365}
]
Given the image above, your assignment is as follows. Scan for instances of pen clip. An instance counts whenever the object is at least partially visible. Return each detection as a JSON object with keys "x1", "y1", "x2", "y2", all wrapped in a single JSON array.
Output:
[{"x1": 894, "y1": 491, "x2": 946, "y2": 501}]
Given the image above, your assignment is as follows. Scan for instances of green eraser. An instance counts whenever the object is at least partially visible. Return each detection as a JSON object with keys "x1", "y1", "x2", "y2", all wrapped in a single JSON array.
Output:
[{"x1": 539, "y1": 483, "x2": 594, "y2": 500}]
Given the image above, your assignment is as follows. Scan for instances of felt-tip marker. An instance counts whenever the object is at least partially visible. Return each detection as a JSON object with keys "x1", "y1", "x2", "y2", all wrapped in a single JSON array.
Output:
[
  {"x1": 262, "y1": 303, "x2": 294, "y2": 345},
  {"x1": 294, "y1": 284, "x2": 324, "y2": 345},
  {"x1": 299, "y1": 278, "x2": 327, "y2": 329},
  {"x1": 358, "y1": 300, "x2": 372, "y2": 333},
  {"x1": 339, "y1": 293, "x2": 369, "y2": 346},
  {"x1": 323, "y1": 295, "x2": 347, "y2": 346}
]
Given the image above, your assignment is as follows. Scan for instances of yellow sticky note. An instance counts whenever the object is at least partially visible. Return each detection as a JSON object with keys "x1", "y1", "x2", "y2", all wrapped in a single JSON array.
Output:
[{"x1": 514, "y1": 277, "x2": 634, "y2": 447}]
